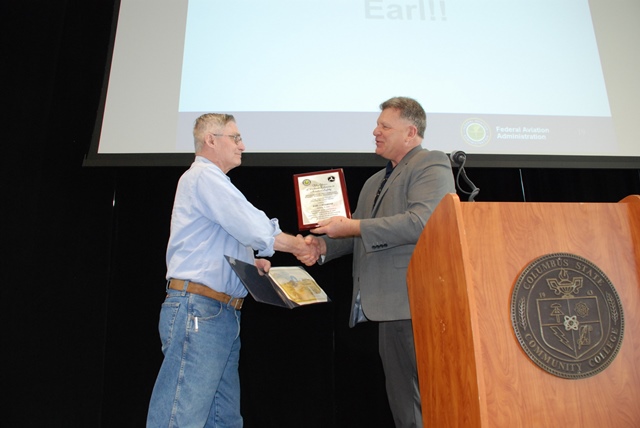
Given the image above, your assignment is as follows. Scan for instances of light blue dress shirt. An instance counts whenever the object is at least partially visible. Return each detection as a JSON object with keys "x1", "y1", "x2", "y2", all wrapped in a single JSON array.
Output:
[{"x1": 166, "y1": 156, "x2": 282, "y2": 297}]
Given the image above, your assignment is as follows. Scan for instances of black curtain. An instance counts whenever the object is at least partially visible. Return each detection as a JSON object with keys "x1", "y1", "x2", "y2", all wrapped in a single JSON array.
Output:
[{"x1": 3, "y1": 1, "x2": 639, "y2": 426}]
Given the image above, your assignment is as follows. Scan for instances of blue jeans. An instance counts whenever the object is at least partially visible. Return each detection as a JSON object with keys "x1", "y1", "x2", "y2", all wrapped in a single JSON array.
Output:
[{"x1": 147, "y1": 283, "x2": 242, "y2": 428}]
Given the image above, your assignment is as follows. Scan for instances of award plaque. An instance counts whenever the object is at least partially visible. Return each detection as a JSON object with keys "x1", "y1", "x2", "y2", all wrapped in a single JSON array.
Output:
[{"x1": 293, "y1": 169, "x2": 351, "y2": 230}]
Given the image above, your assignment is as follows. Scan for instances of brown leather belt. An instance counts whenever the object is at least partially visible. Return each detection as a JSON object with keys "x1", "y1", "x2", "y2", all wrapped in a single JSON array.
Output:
[{"x1": 168, "y1": 279, "x2": 244, "y2": 310}]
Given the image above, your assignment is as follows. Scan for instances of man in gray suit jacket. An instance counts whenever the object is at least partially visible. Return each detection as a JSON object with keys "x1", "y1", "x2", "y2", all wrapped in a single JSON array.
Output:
[{"x1": 306, "y1": 97, "x2": 455, "y2": 428}]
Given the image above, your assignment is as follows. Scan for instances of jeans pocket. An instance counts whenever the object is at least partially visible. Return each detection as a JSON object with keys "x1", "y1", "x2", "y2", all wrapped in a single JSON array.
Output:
[{"x1": 158, "y1": 300, "x2": 181, "y2": 352}]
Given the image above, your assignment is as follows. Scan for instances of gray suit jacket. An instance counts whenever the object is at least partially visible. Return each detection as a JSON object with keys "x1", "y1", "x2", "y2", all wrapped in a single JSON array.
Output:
[{"x1": 322, "y1": 146, "x2": 455, "y2": 327}]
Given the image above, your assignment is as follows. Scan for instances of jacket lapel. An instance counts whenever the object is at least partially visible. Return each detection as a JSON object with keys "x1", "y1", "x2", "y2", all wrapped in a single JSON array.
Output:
[{"x1": 371, "y1": 146, "x2": 424, "y2": 216}]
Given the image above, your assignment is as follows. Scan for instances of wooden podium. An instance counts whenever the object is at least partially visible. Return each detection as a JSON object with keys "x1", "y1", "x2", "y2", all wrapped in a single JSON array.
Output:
[{"x1": 407, "y1": 193, "x2": 640, "y2": 427}]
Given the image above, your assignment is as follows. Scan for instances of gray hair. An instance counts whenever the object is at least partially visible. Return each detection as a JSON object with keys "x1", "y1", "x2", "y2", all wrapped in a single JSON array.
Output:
[
  {"x1": 380, "y1": 97, "x2": 426, "y2": 138},
  {"x1": 193, "y1": 113, "x2": 236, "y2": 152}
]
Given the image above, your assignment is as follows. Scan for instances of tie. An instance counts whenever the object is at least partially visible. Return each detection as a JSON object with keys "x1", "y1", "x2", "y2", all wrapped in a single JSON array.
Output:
[{"x1": 373, "y1": 162, "x2": 394, "y2": 209}]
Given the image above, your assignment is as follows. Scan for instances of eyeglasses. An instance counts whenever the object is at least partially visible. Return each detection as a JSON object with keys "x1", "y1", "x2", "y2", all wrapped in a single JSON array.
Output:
[{"x1": 211, "y1": 133, "x2": 243, "y2": 144}]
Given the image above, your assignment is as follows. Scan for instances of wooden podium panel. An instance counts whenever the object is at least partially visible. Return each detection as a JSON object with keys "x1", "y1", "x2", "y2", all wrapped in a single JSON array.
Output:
[{"x1": 407, "y1": 194, "x2": 640, "y2": 427}]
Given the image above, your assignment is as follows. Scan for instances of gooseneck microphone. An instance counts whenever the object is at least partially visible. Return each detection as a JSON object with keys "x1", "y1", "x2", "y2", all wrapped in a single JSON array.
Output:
[
  {"x1": 448, "y1": 150, "x2": 480, "y2": 202},
  {"x1": 449, "y1": 150, "x2": 467, "y2": 168}
]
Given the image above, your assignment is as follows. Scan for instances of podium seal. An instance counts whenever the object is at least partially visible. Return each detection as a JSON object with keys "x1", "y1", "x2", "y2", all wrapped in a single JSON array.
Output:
[{"x1": 511, "y1": 253, "x2": 624, "y2": 379}]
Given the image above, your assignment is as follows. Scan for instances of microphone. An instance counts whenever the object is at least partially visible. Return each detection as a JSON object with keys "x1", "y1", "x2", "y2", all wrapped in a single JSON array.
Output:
[
  {"x1": 449, "y1": 150, "x2": 480, "y2": 202},
  {"x1": 449, "y1": 150, "x2": 467, "y2": 167}
]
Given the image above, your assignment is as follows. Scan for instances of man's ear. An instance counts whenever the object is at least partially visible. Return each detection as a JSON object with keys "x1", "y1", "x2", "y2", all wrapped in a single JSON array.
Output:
[
  {"x1": 407, "y1": 125, "x2": 418, "y2": 139},
  {"x1": 204, "y1": 133, "x2": 216, "y2": 149}
]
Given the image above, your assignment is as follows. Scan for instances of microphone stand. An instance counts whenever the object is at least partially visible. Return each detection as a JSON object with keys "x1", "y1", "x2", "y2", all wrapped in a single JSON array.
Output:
[{"x1": 449, "y1": 151, "x2": 480, "y2": 202}]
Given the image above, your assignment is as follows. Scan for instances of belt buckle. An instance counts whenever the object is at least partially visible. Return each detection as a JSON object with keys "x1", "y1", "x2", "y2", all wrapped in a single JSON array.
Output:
[{"x1": 232, "y1": 298, "x2": 243, "y2": 310}]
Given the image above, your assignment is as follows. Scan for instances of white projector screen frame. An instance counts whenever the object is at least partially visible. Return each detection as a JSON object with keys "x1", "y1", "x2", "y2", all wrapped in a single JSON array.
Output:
[{"x1": 85, "y1": 0, "x2": 640, "y2": 168}]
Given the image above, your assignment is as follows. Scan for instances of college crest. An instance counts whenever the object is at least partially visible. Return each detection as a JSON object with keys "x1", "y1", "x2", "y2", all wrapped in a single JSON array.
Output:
[{"x1": 511, "y1": 253, "x2": 624, "y2": 379}]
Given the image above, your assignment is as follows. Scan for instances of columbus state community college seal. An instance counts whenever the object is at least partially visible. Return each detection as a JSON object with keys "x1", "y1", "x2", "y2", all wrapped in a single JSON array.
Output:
[{"x1": 511, "y1": 253, "x2": 624, "y2": 379}]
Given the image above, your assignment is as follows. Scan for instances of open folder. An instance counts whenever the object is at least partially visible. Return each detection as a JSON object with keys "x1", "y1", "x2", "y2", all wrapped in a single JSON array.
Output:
[{"x1": 225, "y1": 255, "x2": 329, "y2": 309}]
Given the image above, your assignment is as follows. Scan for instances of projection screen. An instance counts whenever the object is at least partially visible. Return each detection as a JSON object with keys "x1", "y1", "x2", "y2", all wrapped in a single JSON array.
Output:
[{"x1": 84, "y1": 0, "x2": 640, "y2": 168}]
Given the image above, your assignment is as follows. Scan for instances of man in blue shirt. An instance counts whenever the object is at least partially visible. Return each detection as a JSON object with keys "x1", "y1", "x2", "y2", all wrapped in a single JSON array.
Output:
[{"x1": 147, "y1": 113, "x2": 319, "y2": 427}]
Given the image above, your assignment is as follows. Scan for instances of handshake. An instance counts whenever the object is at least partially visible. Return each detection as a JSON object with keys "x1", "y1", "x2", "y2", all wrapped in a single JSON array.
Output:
[
  {"x1": 293, "y1": 234, "x2": 325, "y2": 266},
  {"x1": 259, "y1": 216, "x2": 359, "y2": 273},
  {"x1": 292, "y1": 215, "x2": 360, "y2": 266}
]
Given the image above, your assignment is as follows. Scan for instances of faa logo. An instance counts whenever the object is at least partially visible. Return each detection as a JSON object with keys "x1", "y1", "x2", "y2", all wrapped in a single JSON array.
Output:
[{"x1": 461, "y1": 118, "x2": 491, "y2": 147}]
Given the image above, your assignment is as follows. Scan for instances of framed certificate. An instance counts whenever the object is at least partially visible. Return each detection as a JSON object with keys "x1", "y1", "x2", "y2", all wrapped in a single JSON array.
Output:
[{"x1": 293, "y1": 169, "x2": 351, "y2": 230}]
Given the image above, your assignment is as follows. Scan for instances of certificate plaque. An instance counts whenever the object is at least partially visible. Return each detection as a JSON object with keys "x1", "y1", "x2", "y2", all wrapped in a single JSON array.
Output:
[{"x1": 293, "y1": 169, "x2": 351, "y2": 230}]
